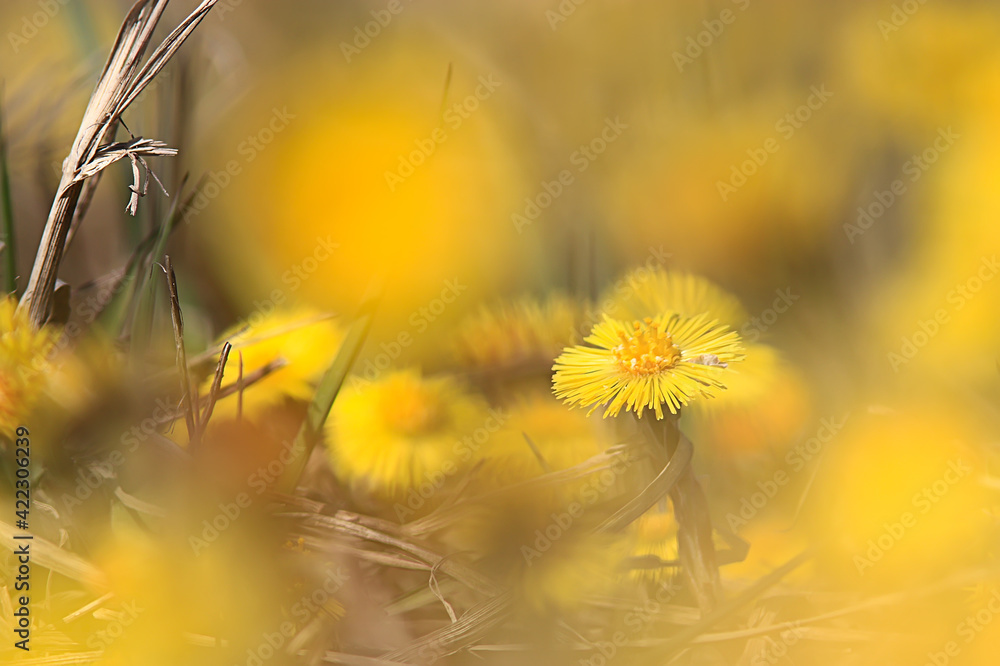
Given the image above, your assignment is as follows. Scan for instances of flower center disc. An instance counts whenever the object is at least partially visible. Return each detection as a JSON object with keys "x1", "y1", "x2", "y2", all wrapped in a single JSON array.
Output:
[
  {"x1": 613, "y1": 319, "x2": 681, "y2": 376},
  {"x1": 381, "y1": 386, "x2": 445, "y2": 436}
]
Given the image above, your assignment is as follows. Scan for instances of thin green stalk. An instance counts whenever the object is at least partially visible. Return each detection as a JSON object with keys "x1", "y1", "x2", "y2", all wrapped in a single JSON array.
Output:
[
  {"x1": 278, "y1": 292, "x2": 379, "y2": 493},
  {"x1": 0, "y1": 87, "x2": 17, "y2": 295},
  {"x1": 97, "y1": 175, "x2": 191, "y2": 337}
]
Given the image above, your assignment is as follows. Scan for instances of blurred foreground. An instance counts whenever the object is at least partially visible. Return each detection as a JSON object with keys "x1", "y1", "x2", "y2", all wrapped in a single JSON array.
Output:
[{"x1": 1, "y1": 1, "x2": 999, "y2": 664}]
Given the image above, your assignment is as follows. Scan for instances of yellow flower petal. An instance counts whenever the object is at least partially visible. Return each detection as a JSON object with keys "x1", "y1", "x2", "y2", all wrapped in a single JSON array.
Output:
[{"x1": 552, "y1": 313, "x2": 745, "y2": 419}]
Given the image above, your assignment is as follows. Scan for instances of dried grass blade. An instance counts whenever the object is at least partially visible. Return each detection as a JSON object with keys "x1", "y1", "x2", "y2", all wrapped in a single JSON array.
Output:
[
  {"x1": 200, "y1": 341, "x2": 232, "y2": 427},
  {"x1": 19, "y1": 0, "x2": 216, "y2": 326},
  {"x1": 164, "y1": 255, "x2": 197, "y2": 444},
  {"x1": 119, "y1": 1, "x2": 220, "y2": 113},
  {"x1": 595, "y1": 435, "x2": 692, "y2": 534},
  {"x1": 380, "y1": 591, "x2": 515, "y2": 663},
  {"x1": 0, "y1": 522, "x2": 107, "y2": 591},
  {"x1": 297, "y1": 511, "x2": 500, "y2": 596},
  {"x1": 650, "y1": 552, "x2": 811, "y2": 660}
]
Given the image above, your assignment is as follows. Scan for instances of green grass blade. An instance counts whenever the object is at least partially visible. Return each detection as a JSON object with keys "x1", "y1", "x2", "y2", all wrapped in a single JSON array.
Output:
[
  {"x1": 278, "y1": 292, "x2": 379, "y2": 493},
  {"x1": 130, "y1": 177, "x2": 187, "y2": 346},
  {"x1": 0, "y1": 86, "x2": 17, "y2": 295},
  {"x1": 97, "y1": 176, "x2": 191, "y2": 336}
]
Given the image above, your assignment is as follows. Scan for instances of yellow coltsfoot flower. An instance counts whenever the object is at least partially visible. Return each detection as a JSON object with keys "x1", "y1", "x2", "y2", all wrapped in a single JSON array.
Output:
[
  {"x1": 552, "y1": 313, "x2": 745, "y2": 419},
  {"x1": 208, "y1": 308, "x2": 343, "y2": 421},
  {"x1": 484, "y1": 392, "x2": 610, "y2": 487},
  {"x1": 688, "y1": 344, "x2": 812, "y2": 458},
  {"x1": 0, "y1": 297, "x2": 57, "y2": 437},
  {"x1": 603, "y1": 268, "x2": 748, "y2": 329},
  {"x1": 453, "y1": 295, "x2": 586, "y2": 370},
  {"x1": 326, "y1": 369, "x2": 490, "y2": 502}
]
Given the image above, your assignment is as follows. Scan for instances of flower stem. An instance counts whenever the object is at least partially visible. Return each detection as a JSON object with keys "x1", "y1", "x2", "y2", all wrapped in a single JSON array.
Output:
[{"x1": 642, "y1": 414, "x2": 721, "y2": 613}]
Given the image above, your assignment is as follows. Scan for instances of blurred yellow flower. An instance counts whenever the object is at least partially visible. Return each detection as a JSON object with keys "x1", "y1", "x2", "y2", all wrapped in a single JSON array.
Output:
[
  {"x1": 208, "y1": 308, "x2": 343, "y2": 422},
  {"x1": 808, "y1": 404, "x2": 993, "y2": 589},
  {"x1": 0, "y1": 297, "x2": 57, "y2": 436},
  {"x1": 868, "y1": 112, "x2": 1000, "y2": 387},
  {"x1": 721, "y1": 516, "x2": 813, "y2": 585},
  {"x1": 599, "y1": 271, "x2": 809, "y2": 457},
  {"x1": 835, "y1": 3, "x2": 1000, "y2": 135},
  {"x1": 469, "y1": 394, "x2": 623, "y2": 513},
  {"x1": 519, "y1": 531, "x2": 629, "y2": 614},
  {"x1": 601, "y1": 104, "x2": 853, "y2": 286},
  {"x1": 43, "y1": 333, "x2": 125, "y2": 413},
  {"x1": 202, "y1": 39, "x2": 526, "y2": 335},
  {"x1": 603, "y1": 268, "x2": 748, "y2": 328},
  {"x1": 89, "y1": 524, "x2": 290, "y2": 666},
  {"x1": 553, "y1": 314, "x2": 745, "y2": 419},
  {"x1": 453, "y1": 295, "x2": 585, "y2": 370},
  {"x1": 687, "y1": 344, "x2": 812, "y2": 459},
  {"x1": 628, "y1": 503, "x2": 679, "y2": 585},
  {"x1": 486, "y1": 393, "x2": 609, "y2": 484},
  {"x1": 440, "y1": 393, "x2": 628, "y2": 583},
  {"x1": 326, "y1": 369, "x2": 491, "y2": 501}
]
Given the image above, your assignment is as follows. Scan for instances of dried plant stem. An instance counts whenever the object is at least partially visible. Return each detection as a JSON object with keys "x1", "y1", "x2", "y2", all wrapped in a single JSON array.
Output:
[
  {"x1": 62, "y1": 592, "x2": 114, "y2": 624},
  {"x1": 237, "y1": 351, "x2": 244, "y2": 422},
  {"x1": 642, "y1": 415, "x2": 722, "y2": 614},
  {"x1": 20, "y1": 179, "x2": 83, "y2": 324},
  {"x1": 165, "y1": 255, "x2": 197, "y2": 445},
  {"x1": 17, "y1": 0, "x2": 218, "y2": 327},
  {"x1": 596, "y1": 435, "x2": 691, "y2": 534},
  {"x1": 380, "y1": 591, "x2": 515, "y2": 664},
  {"x1": 649, "y1": 551, "x2": 809, "y2": 661},
  {"x1": 294, "y1": 511, "x2": 500, "y2": 597},
  {"x1": 147, "y1": 359, "x2": 285, "y2": 429},
  {"x1": 200, "y1": 341, "x2": 232, "y2": 428}
]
